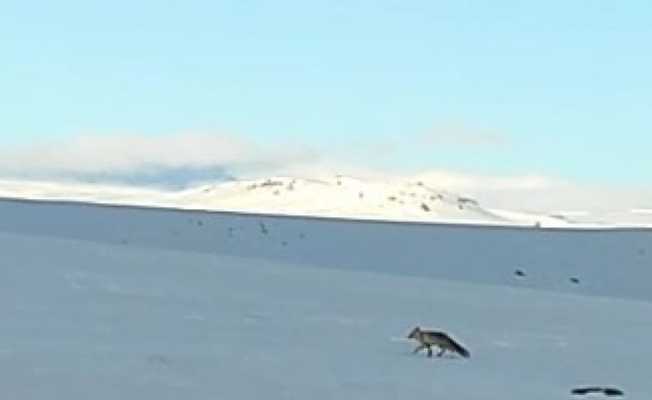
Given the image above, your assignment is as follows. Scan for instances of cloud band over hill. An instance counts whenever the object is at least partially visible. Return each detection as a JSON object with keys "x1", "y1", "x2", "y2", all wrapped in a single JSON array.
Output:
[{"x1": 1, "y1": 133, "x2": 650, "y2": 212}]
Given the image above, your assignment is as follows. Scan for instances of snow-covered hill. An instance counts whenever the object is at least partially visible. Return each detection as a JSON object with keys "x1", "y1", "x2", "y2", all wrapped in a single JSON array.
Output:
[
  {"x1": 175, "y1": 176, "x2": 510, "y2": 224},
  {"x1": 1, "y1": 175, "x2": 651, "y2": 227},
  {"x1": 1, "y1": 196, "x2": 651, "y2": 302}
]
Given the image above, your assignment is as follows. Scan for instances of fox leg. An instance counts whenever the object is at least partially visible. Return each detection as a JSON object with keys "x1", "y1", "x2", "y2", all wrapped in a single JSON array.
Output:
[
  {"x1": 426, "y1": 345, "x2": 433, "y2": 358},
  {"x1": 436, "y1": 347, "x2": 445, "y2": 357},
  {"x1": 412, "y1": 344, "x2": 426, "y2": 354}
]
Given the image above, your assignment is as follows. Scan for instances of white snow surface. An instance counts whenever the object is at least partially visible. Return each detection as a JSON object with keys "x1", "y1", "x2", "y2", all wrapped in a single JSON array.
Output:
[
  {"x1": 1, "y1": 175, "x2": 651, "y2": 227},
  {"x1": 1, "y1": 195, "x2": 651, "y2": 399}
]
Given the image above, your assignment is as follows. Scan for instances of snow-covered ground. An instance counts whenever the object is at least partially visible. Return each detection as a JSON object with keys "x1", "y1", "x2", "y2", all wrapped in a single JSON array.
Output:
[
  {"x1": 1, "y1": 196, "x2": 651, "y2": 301},
  {"x1": 1, "y1": 176, "x2": 651, "y2": 227},
  {"x1": 2, "y1": 230, "x2": 650, "y2": 399},
  {"x1": 1, "y1": 179, "x2": 651, "y2": 398}
]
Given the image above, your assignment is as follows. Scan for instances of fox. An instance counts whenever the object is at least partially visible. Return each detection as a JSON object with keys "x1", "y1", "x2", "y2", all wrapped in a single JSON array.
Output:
[{"x1": 407, "y1": 326, "x2": 470, "y2": 358}]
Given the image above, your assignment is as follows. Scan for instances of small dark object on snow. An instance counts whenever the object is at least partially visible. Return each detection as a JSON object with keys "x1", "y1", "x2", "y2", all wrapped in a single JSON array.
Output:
[
  {"x1": 570, "y1": 277, "x2": 580, "y2": 284},
  {"x1": 571, "y1": 386, "x2": 624, "y2": 397},
  {"x1": 603, "y1": 388, "x2": 624, "y2": 397},
  {"x1": 458, "y1": 197, "x2": 478, "y2": 206},
  {"x1": 514, "y1": 269, "x2": 526, "y2": 277},
  {"x1": 572, "y1": 387, "x2": 603, "y2": 395}
]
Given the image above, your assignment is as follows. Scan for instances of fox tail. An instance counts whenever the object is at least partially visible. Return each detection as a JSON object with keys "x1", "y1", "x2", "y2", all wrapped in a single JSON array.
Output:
[{"x1": 448, "y1": 338, "x2": 470, "y2": 358}]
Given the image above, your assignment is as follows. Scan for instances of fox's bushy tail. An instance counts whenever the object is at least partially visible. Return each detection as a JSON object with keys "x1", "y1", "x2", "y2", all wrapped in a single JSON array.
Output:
[{"x1": 449, "y1": 338, "x2": 470, "y2": 358}]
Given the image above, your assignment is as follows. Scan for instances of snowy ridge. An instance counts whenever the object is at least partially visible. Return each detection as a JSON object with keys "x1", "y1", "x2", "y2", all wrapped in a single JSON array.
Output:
[
  {"x1": 175, "y1": 175, "x2": 510, "y2": 224},
  {"x1": 1, "y1": 196, "x2": 651, "y2": 301},
  {"x1": 1, "y1": 175, "x2": 650, "y2": 227}
]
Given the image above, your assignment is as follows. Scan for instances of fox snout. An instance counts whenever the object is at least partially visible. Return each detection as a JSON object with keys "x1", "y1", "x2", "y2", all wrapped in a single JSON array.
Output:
[{"x1": 407, "y1": 327, "x2": 420, "y2": 339}]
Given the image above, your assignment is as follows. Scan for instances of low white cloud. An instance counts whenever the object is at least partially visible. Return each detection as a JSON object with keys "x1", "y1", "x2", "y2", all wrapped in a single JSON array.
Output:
[
  {"x1": 413, "y1": 170, "x2": 554, "y2": 192},
  {"x1": 414, "y1": 170, "x2": 652, "y2": 213},
  {"x1": 0, "y1": 132, "x2": 316, "y2": 176},
  {"x1": 0, "y1": 132, "x2": 650, "y2": 213}
]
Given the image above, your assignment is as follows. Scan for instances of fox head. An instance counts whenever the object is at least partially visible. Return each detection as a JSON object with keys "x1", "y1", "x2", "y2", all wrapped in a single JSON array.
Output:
[{"x1": 407, "y1": 326, "x2": 421, "y2": 339}]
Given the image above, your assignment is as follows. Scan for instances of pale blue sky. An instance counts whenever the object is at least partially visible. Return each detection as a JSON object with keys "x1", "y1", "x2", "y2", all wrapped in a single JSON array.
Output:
[{"x1": 2, "y1": 1, "x2": 651, "y2": 185}]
